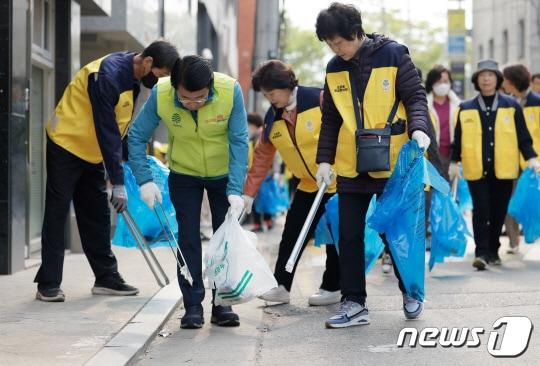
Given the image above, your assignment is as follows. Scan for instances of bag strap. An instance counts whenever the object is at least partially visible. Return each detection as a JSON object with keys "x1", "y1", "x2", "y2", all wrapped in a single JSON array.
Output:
[{"x1": 385, "y1": 97, "x2": 400, "y2": 128}]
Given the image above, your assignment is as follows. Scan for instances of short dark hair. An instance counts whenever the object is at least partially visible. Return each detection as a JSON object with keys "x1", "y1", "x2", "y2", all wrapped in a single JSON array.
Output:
[
  {"x1": 247, "y1": 112, "x2": 263, "y2": 127},
  {"x1": 252, "y1": 60, "x2": 298, "y2": 92},
  {"x1": 473, "y1": 71, "x2": 503, "y2": 92},
  {"x1": 315, "y1": 2, "x2": 365, "y2": 41},
  {"x1": 503, "y1": 64, "x2": 531, "y2": 93},
  {"x1": 141, "y1": 40, "x2": 179, "y2": 70},
  {"x1": 170, "y1": 55, "x2": 214, "y2": 91},
  {"x1": 425, "y1": 65, "x2": 453, "y2": 94},
  {"x1": 531, "y1": 73, "x2": 540, "y2": 82}
]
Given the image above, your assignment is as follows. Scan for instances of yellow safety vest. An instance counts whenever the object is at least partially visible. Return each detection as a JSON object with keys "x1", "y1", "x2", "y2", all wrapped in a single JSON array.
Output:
[
  {"x1": 156, "y1": 72, "x2": 235, "y2": 177},
  {"x1": 520, "y1": 92, "x2": 540, "y2": 169},
  {"x1": 46, "y1": 54, "x2": 134, "y2": 163},
  {"x1": 325, "y1": 43, "x2": 410, "y2": 179},
  {"x1": 265, "y1": 87, "x2": 337, "y2": 193},
  {"x1": 458, "y1": 95, "x2": 520, "y2": 180}
]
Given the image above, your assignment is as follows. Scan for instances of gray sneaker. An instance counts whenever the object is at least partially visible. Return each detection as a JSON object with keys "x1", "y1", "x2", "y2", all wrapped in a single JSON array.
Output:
[
  {"x1": 403, "y1": 294, "x2": 424, "y2": 319},
  {"x1": 325, "y1": 300, "x2": 370, "y2": 328}
]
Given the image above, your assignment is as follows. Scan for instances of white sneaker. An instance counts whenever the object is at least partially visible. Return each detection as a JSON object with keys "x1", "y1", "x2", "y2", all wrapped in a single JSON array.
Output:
[
  {"x1": 308, "y1": 289, "x2": 341, "y2": 306},
  {"x1": 258, "y1": 285, "x2": 290, "y2": 304},
  {"x1": 507, "y1": 246, "x2": 520, "y2": 254},
  {"x1": 381, "y1": 253, "x2": 392, "y2": 274},
  {"x1": 403, "y1": 294, "x2": 424, "y2": 319}
]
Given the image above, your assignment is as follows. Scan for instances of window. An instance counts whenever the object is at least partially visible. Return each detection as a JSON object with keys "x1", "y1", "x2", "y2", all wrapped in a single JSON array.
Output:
[
  {"x1": 32, "y1": 0, "x2": 54, "y2": 60},
  {"x1": 519, "y1": 19, "x2": 525, "y2": 59},
  {"x1": 489, "y1": 38, "x2": 494, "y2": 59},
  {"x1": 502, "y1": 30, "x2": 508, "y2": 63}
]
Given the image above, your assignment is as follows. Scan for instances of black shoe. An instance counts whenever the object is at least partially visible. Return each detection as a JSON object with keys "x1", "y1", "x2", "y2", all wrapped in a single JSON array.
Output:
[
  {"x1": 92, "y1": 274, "x2": 139, "y2": 296},
  {"x1": 488, "y1": 254, "x2": 502, "y2": 266},
  {"x1": 36, "y1": 286, "x2": 65, "y2": 302},
  {"x1": 473, "y1": 256, "x2": 488, "y2": 270},
  {"x1": 211, "y1": 305, "x2": 240, "y2": 327},
  {"x1": 181, "y1": 305, "x2": 204, "y2": 329}
]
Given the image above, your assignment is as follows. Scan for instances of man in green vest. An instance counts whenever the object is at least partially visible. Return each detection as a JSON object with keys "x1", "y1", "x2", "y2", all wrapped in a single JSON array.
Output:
[
  {"x1": 128, "y1": 55, "x2": 248, "y2": 329},
  {"x1": 35, "y1": 40, "x2": 179, "y2": 302}
]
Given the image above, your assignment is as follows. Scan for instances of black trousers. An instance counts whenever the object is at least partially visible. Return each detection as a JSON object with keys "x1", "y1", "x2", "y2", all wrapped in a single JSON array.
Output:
[
  {"x1": 273, "y1": 190, "x2": 340, "y2": 292},
  {"x1": 34, "y1": 138, "x2": 119, "y2": 288},
  {"x1": 339, "y1": 192, "x2": 406, "y2": 305},
  {"x1": 168, "y1": 172, "x2": 229, "y2": 307},
  {"x1": 467, "y1": 176, "x2": 514, "y2": 259}
]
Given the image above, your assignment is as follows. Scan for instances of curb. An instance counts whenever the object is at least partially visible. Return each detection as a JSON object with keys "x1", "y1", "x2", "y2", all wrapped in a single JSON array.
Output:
[{"x1": 85, "y1": 282, "x2": 182, "y2": 366}]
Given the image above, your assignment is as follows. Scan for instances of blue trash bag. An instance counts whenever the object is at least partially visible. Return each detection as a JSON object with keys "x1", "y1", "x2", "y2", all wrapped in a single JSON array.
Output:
[
  {"x1": 254, "y1": 175, "x2": 290, "y2": 215},
  {"x1": 314, "y1": 195, "x2": 384, "y2": 274},
  {"x1": 456, "y1": 168, "x2": 473, "y2": 212},
  {"x1": 429, "y1": 190, "x2": 470, "y2": 271},
  {"x1": 508, "y1": 168, "x2": 540, "y2": 244},
  {"x1": 112, "y1": 156, "x2": 178, "y2": 248},
  {"x1": 367, "y1": 141, "x2": 449, "y2": 301}
]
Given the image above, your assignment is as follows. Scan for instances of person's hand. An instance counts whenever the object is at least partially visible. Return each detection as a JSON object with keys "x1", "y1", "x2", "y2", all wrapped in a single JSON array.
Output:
[
  {"x1": 316, "y1": 162, "x2": 334, "y2": 188},
  {"x1": 242, "y1": 195, "x2": 254, "y2": 214},
  {"x1": 412, "y1": 130, "x2": 431, "y2": 151},
  {"x1": 140, "y1": 181, "x2": 162, "y2": 209},
  {"x1": 448, "y1": 162, "x2": 461, "y2": 182},
  {"x1": 228, "y1": 194, "x2": 244, "y2": 219},
  {"x1": 527, "y1": 157, "x2": 540, "y2": 173},
  {"x1": 111, "y1": 185, "x2": 128, "y2": 213}
]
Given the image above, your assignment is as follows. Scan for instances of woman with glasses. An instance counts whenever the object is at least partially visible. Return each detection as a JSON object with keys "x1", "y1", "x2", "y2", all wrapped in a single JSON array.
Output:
[{"x1": 128, "y1": 55, "x2": 249, "y2": 329}]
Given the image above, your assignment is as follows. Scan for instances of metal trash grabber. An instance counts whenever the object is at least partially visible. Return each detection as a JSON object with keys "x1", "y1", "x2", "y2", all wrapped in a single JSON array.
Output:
[
  {"x1": 153, "y1": 202, "x2": 194, "y2": 286},
  {"x1": 451, "y1": 177, "x2": 459, "y2": 201},
  {"x1": 285, "y1": 181, "x2": 328, "y2": 273},
  {"x1": 121, "y1": 209, "x2": 170, "y2": 287}
]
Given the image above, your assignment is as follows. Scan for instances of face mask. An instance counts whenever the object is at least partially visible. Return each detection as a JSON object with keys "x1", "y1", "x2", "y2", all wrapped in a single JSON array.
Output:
[
  {"x1": 433, "y1": 82, "x2": 451, "y2": 97},
  {"x1": 141, "y1": 70, "x2": 158, "y2": 88}
]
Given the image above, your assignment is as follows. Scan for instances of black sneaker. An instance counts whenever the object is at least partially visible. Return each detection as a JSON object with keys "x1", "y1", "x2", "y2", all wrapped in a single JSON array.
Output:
[
  {"x1": 472, "y1": 256, "x2": 488, "y2": 270},
  {"x1": 489, "y1": 254, "x2": 502, "y2": 266},
  {"x1": 181, "y1": 305, "x2": 204, "y2": 329},
  {"x1": 92, "y1": 274, "x2": 139, "y2": 296},
  {"x1": 211, "y1": 305, "x2": 240, "y2": 327},
  {"x1": 36, "y1": 287, "x2": 65, "y2": 302}
]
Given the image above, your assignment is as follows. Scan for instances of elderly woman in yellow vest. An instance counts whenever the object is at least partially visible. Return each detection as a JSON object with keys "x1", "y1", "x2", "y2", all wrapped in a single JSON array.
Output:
[
  {"x1": 501, "y1": 64, "x2": 540, "y2": 255},
  {"x1": 128, "y1": 56, "x2": 248, "y2": 329},
  {"x1": 449, "y1": 59, "x2": 540, "y2": 270},
  {"x1": 34, "y1": 40, "x2": 179, "y2": 302},
  {"x1": 242, "y1": 60, "x2": 341, "y2": 307}
]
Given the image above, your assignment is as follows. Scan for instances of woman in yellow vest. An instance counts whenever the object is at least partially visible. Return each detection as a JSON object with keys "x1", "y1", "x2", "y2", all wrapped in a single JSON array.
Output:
[
  {"x1": 128, "y1": 56, "x2": 248, "y2": 329},
  {"x1": 243, "y1": 60, "x2": 341, "y2": 307},
  {"x1": 449, "y1": 59, "x2": 539, "y2": 270},
  {"x1": 314, "y1": 3, "x2": 432, "y2": 328},
  {"x1": 34, "y1": 40, "x2": 179, "y2": 302},
  {"x1": 502, "y1": 64, "x2": 540, "y2": 255}
]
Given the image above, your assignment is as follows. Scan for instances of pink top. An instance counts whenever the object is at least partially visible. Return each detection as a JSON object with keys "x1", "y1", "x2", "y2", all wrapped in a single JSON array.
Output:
[{"x1": 434, "y1": 97, "x2": 451, "y2": 158}]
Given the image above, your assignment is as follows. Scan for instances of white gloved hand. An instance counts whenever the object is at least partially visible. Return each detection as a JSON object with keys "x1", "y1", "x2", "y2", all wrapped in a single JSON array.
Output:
[
  {"x1": 228, "y1": 194, "x2": 244, "y2": 219},
  {"x1": 242, "y1": 195, "x2": 254, "y2": 214},
  {"x1": 111, "y1": 185, "x2": 128, "y2": 213},
  {"x1": 527, "y1": 157, "x2": 540, "y2": 172},
  {"x1": 316, "y1": 162, "x2": 334, "y2": 188},
  {"x1": 140, "y1": 181, "x2": 162, "y2": 209},
  {"x1": 412, "y1": 130, "x2": 431, "y2": 151},
  {"x1": 448, "y1": 162, "x2": 461, "y2": 182}
]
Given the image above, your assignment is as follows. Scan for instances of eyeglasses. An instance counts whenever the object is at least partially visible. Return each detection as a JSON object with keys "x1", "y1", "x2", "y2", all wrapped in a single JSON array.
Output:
[{"x1": 177, "y1": 95, "x2": 208, "y2": 105}]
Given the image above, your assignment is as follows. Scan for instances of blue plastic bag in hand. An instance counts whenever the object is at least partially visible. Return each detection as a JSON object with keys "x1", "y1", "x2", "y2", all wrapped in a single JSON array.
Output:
[
  {"x1": 456, "y1": 172, "x2": 473, "y2": 212},
  {"x1": 368, "y1": 141, "x2": 449, "y2": 301},
  {"x1": 508, "y1": 168, "x2": 540, "y2": 244},
  {"x1": 314, "y1": 195, "x2": 384, "y2": 274},
  {"x1": 429, "y1": 190, "x2": 469, "y2": 271},
  {"x1": 112, "y1": 156, "x2": 178, "y2": 248},
  {"x1": 254, "y1": 175, "x2": 290, "y2": 215}
]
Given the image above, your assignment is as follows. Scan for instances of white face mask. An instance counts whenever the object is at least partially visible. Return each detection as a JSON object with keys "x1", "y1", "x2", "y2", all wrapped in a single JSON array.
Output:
[{"x1": 433, "y1": 82, "x2": 451, "y2": 97}]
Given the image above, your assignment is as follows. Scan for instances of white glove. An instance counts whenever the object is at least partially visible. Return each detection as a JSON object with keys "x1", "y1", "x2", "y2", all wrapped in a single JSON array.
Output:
[
  {"x1": 228, "y1": 194, "x2": 244, "y2": 219},
  {"x1": 448, "y1": 162, "x2": 461, "y2": 182},
  {"x1": 242, "y1": 195, "x2": 255, "y2": 214},
  {"x1": 316, "y1": 162, "x2": 334, "y2": 188},
  {"x1": 110, "y1": 185, "x2": 128, "y2": 213},
  {"x1": 527, "y1": 157, "x2": 540, "y2": 172},
  {"x1": 140, "y1": 181, "x2": 162, "y2": 209},
  {"x1": 412, "y1": 130, "x2": 431, "y2": 151}
]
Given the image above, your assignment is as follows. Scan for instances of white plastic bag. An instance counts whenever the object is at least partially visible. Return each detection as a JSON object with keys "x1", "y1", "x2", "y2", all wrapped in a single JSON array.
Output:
[{"x1": 205, "y1": 213, "x2": 277, "y2": 305}]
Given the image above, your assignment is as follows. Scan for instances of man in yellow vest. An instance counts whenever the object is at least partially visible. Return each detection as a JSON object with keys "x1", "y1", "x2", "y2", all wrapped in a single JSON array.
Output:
[
  {"x1": 34, "y1": 40, "x2": 179, "y2": 302},
  {"x1": 243, "y1": 60, "x2": 341, "y2": 306},
  {"x1": 314, "y1": 3, "x2": 432, "y2": 328},
  {"x1": 128, "y1": 55, "x2": 248, "y2": 329},
  {"x1": 449, "y1": 60, "x2": 539, "y2": 270}
]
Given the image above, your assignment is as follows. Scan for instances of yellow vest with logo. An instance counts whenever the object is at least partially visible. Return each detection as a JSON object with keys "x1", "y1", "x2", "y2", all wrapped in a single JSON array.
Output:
[
  {"x1": 325, "y1": 44, "x2": 410, "y2": 179},
  {"x1": 46, "y1": 54, "x2": 134, "y2": 163},
  {"x1": 458, "y1": 95, "x2": 520, "y2": 180},
  {"x1": 265, "y1": 87, "x2": 337, "y2": 193},
  {"x1": 156, "y1": 72, "x2": 235, "y2": 177},
  {"x1": 520, "y1": 92, "x2": 540, "y2": 169}
]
